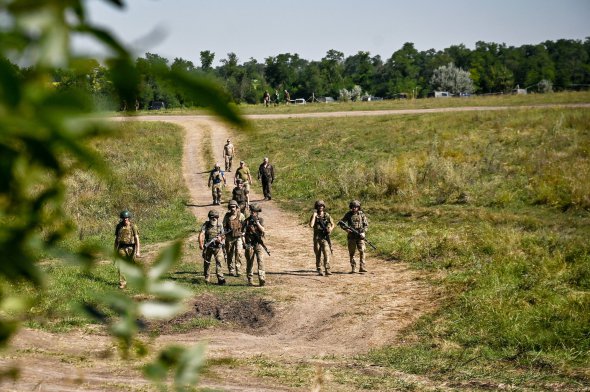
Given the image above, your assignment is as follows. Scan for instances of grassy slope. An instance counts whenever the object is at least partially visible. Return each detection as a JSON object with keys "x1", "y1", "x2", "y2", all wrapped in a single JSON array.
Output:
[{"x1": 234, "y1": 107, "x2": 590, "y2": 388}]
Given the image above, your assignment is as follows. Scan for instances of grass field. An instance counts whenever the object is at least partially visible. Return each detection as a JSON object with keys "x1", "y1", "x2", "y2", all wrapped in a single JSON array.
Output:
[
  {"x1": 5, "y1": 97, "x2": 590, "y2": 389},
  {"x1": 123, "y1": 90, "x2": 590, "y2": 117},
  {"x1": 235, "y1": 106, "x2": 590, "y2": 388}
]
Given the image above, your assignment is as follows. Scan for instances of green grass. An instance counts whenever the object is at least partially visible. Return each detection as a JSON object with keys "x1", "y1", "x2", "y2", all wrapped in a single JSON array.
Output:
[
  {"x1": 121, "y1": 90, "x2": 590, "y2": 117},
  {"x1": 234, "y1": 107, "x2": 590, "y2": 388},
  {"x1": 63, "y1": 121, "x2": 196, "y2": 247}
]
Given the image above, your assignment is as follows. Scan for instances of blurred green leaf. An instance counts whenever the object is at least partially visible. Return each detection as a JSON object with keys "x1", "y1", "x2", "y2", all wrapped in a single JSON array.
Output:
[{"x1": 148, "y1": 241, "x2": 182, "y2": 281}]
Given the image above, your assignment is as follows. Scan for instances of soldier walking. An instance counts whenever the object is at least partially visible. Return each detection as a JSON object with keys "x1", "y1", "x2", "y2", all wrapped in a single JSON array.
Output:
[
  {"x1": 257, "y1": 157, "x2": 275, "y2": 200},
  {"x1": 244, "y1": 204, "x2": 267, "y2": 286},
  {"x1": 198, "y1": 210, "x2": 226, "y2": 285},
  {"x1": 223, "y1": 139, "x2": 235, "y2": 172},
  {"x1": 231, "y1": 179, "x2": 249, "y2": 214},
  {"x1": 339, "y1": 200, "x2": 369, "y2": 273},
  {"x1": 208, "y1": 163, "x2": 226, "y2": 205},
  {"x1": 234, "y1": 160, "x2": 252, "y2": 192},
  {"x1": 114, "y1": 210, "x2": 140, "y2": 289},
  {"x1": 223, "y1": 200, "x2": 245, "y2": 277},
  {"x1": 309, "y1": 200, "x2": 334, "y2": 276}
]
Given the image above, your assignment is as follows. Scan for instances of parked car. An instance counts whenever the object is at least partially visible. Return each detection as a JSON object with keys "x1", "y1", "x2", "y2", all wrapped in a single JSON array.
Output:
[
  {"x1": 148, "y1": 100, "x2": 166, "y2": 110},
  {"x1": 293, "y1": 98, "x2": 306, "y2": 105}
]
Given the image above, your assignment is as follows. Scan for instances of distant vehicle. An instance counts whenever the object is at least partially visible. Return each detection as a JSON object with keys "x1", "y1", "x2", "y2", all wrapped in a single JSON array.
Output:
[
  {"x1": 392, "y1": 93, "x2": 408, "y2": 99},
  {"x1": 361, "y1": 95, "x2": 384, "y2": 101},
  {"x1": 433, "y1": 91, "x2": 452, "y2": 98},
  {"x1": 149, "y1": 100, "x2": 166, "y2": 110},
  {"x1": 317, "y1": 96, "x2": 335, "y2": 103},
  {"x1": 293, "y1": 98, "x2": 306, "y2": 105}
]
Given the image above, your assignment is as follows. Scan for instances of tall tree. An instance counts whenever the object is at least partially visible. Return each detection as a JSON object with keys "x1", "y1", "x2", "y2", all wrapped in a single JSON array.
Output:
[{"x1": 200, "y1": 50, "x2": 215, "y2": 71}]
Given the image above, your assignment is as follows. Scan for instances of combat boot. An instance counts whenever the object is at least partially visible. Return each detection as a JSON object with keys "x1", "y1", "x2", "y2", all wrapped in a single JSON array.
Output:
[
  {"x1": 325, "y1": 269, "x2": 332, "y2": 276},
  {"x1": 350, "y1": 266, "x2": 356, "y2": 274},
  {"x1": 317, "y1": 269, "x2": 324, "y2": 276},
  {"x1": 217, "y1": 277, "x2": 226, "y2": 285},
  {"x1": 359, "y1": 267, "x2": 368, "y2": 273},
  {"x1": 259, "y1": 279, "x2": 266, "y2": 287},
  {"x1": 247, "y1": 277, "x2": 254, "y2": 286}
]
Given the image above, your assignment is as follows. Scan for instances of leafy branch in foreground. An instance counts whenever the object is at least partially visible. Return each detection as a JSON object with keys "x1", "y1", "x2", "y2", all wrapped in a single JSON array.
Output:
[{"x1": 0, "y1": 0, "x2": 242, "y2": 388}]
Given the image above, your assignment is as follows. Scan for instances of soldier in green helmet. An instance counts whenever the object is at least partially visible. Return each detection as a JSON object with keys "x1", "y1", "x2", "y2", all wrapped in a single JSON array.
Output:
[
  {"x1": 198, "y1": 210, "x2": 226, "y2": 285},
  {"x1": 339, "y1": 200, "x2": 369, "y2": 273},
  {"x1": 114, "y1": 210, "x2": 140, "y2": 289},
  {"x1": 309, "y1": 200, "x2": 335, "y2": 276},
  {"x1": 243, "y1": 203, "x2": 267, "y2": 286},
  {"x1": 223, "y1": 200, "x2": 245, "y2": 277},
  {"x1": 208, "y1": 163, "x2": 226, "y2": 205}
]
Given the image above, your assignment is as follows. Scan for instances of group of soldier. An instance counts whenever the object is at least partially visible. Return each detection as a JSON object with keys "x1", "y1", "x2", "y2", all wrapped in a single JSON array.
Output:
[{"x1": 113, "y1": 138, "x2": 371, "y2": 289}]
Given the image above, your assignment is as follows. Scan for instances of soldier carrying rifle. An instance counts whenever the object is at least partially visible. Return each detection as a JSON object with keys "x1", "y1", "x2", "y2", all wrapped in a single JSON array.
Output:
[
  {"x1": 199, "y1": 210, "x2": 228, "y2": 285},
  {"x1": 338, "y1": 200, "x2": 370, "y2": 274},
  {"x1": 309, "y1": 200, "x2": 335, "y2": 276},
  {"x1": 243, "y1": 203, "x2": 269, "y2": 286}
]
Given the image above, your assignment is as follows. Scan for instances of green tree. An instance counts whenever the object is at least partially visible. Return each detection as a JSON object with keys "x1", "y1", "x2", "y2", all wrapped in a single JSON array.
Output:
[
  {"x1": 383, "y1": 42, "x2": 421, "y2": 97},
  {"x1": 199, "y1": 50, "x2": 215, "y2": 72},
  {"x1": 319, "y1": 49, "x2": 345, "y2": 97}
]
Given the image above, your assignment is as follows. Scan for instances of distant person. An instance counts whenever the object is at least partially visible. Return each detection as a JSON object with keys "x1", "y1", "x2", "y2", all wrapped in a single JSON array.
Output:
[
  {"x1": 274, "y1": 89, "x2": 280, "y2": 106},
  {"x1": 243, "y1": 204, "x2": 267, "y2": 286},
  {"x1": 208, "y1": 163, "x2": 226, "y2": 205},
  {"x1": 114, "y1": 210, "x2": 140, "y2": 289},
  {"x1": 198, "y1": 210, "x2": 226, "y2": 285},
  {"x1": 234, "y1": 160, "x2": 252, "y2": 192},
  {"x1": 223, "y1": 139, "x2": 235, "y2": 172},
  {"x1": 284, "y1": 89, "x2": 291, "y2": 104},
  {"x1": 231, "y1": 179, "x2": 249, "y2": 214},
  {"x1": 339, "y1": 200, "x2": 369, "y2": 273},
  {"x1": 257, "y1": 157, "x2": 275, "y2": 200},
  {"x1": 223, "y1": 200, "x2": 245, "y2": 277},
  {"x1": 309, "y1": 200, "x2": 334, "y2": 276},
  {"x1": 262, "y1": 90, "x2": 271, "y2": 107}
]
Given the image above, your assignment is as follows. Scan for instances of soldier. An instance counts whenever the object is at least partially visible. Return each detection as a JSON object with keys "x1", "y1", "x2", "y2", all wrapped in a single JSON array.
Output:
[
  {"x1": 198, "y1": 210, "x2": 226, "y2": 285},
  {"x1": 231, "y1": 178, "x2": 249, "y2": 214},
  {"x1": 208, "y1": 162, "x2": 226, "y2": 205},
  {"x1": 234, "y1": 160, "x2": 252, "y2": 193},
  {"x1": 284, "y1": 89, "x2": 291, "y2": 104},
  {"x1": 309, "y1": 200, "x2": 335, "y2": 276},
  {"x1": 243, "y1": 204, "x2": 267, "y2": 286},
  {"x1": 339, "y1": 200, "x2": 369, "y2": 273},
  {"x1": 262, "y1": 90, "x2": 270, "y2": 107},
  {"x1": 223, "y1": 200, "x2": 245, "y2": 277},
  {"x1": 223, "y1": 139, "x2": 235, "y2": 172},
  {"x1": 257, "y1": 157, "x2": 275, "y2": 200},
  {"x1": 114, "y1": 210, "x2": 140, "y2": 289}
]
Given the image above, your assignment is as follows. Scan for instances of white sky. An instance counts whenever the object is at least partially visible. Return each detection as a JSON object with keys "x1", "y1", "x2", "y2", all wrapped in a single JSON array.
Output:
[{"x1": 80, "y1": 0, "x2": 590, "y2": 66}]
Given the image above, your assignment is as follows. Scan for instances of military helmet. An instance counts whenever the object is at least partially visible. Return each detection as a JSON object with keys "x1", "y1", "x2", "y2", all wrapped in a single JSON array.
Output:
[
  {"x1": 249, "y1": 203, "x2": 261, "y2": 212},
  {"x1": 120, "y1": 210, "x2": 132, "y2": 219},
  {"x1": 214, "y1": 162, "x2": 220, "y2": 169},
  {"x1": 208, "y1": 210, "x2": 219, "y2": 218},
  {"x1": 228, "y1": 200, "x2": 239, "y2": 208},
  {"x1": 235, "y1": 179, "x2": 243, "y2": 185},
  {"x1": 314, "y1": 200, "x2": 325, "y2": 209},
  {"x1": 349, "y1": 200, "x2": 361, "y2": 209},
  {"x1": 226, "y1": 138, "x2": 231, "y2": 142}
]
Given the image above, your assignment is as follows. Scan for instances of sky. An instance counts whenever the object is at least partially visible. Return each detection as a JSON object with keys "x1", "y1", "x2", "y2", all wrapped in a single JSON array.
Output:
[{"x1": 80, "y1": 0, "x2": 590, "y2": 66}]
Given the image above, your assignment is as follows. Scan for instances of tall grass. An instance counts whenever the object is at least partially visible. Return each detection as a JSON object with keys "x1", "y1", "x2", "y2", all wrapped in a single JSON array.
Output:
[
  {"x1": 63, "y1": 121, "x2": 196, "y2": 247},
  {"x1": 237, "y1": 108, "x2": 590, "y2": 386}
]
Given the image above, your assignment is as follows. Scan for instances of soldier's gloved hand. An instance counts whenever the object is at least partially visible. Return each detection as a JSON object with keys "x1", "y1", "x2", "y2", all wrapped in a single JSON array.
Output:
[{"x1": 360, "y1": 232, "x2": 366, "y2": 239}]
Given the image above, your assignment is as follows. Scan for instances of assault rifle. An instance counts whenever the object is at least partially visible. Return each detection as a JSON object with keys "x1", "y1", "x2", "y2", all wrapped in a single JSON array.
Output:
[
  {"x1": 202, "y1": 229, "x2": 231, "y2": 260},
  {"x1": 337, "y1": 220, "x2": 377, "y2": 250},
  {"x1": 243, "y1": 218, "x2": 271, "y2": 256},
  {"x1": 316, "y1": 215, "x2": 333, "y2": 254}
]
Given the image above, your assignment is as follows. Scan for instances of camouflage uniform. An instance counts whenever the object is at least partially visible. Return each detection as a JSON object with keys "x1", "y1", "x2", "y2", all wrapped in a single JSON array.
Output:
[
  {"x1": 114, "y1": 212, "x2": 140, "y2": 289},
  {"x1": 244, "y1": 205, "x2": 266, "y2": 286},
  {"x1": 223, "y1": 202, "x2": 245, "y2": 276},
  {"x1": 257, "y1": 158, "x2": 275, "y2": 200},
  {"x1": 223, "y1": 140, "x2": 235, "y2": 172},
  {"x1": 310, "y1": 201, "x2": 335, "y2": 276},
  {"x1": 231, "y1": 181, "x2": 249, "y2": 214},
  {"x1": 340, "y1": 201, "x2": 369, "y2": 273},
  {"x1": 208, "y1": 165, "x2": 225, "y2": 205},
  {"x1": 200, "y1": 218, "x2": 226, "y2": 284}
]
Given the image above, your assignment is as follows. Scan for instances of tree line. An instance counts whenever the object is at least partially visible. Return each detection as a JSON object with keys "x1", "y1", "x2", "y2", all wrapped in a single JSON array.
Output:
[{"x1": 31, "y1": 38, "x2": 590, "y2": 109}]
